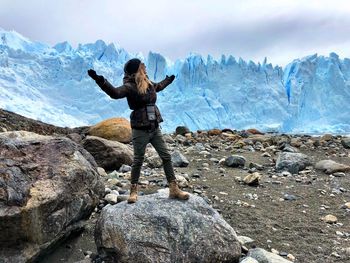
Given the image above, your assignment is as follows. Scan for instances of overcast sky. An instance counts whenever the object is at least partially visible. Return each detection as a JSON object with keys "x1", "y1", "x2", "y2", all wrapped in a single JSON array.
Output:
[{"x1": 1, "y1": 0, "x2": 350, "y2": 66}]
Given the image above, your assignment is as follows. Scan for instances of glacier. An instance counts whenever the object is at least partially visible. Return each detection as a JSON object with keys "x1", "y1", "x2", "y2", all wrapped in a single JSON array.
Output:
[{"x1": 0, "y1": 28, "x2": 349, "y2": 133}]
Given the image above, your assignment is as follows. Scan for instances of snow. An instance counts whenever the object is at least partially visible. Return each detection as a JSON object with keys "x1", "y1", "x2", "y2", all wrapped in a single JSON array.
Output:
[{"x1": 0, "y1": 29, "x2": 349, "y2": 133}]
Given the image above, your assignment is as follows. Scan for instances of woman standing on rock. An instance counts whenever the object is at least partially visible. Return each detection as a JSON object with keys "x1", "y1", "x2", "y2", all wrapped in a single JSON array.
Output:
[{"x1": 87, "y1": 58, "x2": 189, "y2": 203}]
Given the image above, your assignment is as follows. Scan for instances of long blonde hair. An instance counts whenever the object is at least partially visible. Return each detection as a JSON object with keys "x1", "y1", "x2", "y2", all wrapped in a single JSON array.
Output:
[{"x1": 135, "y1": 63, "x2": 153, "y2": 94}]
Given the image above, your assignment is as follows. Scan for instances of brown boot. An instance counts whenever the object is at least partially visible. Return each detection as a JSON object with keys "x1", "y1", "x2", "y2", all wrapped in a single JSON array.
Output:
[
  {"x1": 127, "y1": 184, "x2": 138, "y2": 203},
  {"x1": 169, "y1": 181, "x2": 189, "y2": 200}
]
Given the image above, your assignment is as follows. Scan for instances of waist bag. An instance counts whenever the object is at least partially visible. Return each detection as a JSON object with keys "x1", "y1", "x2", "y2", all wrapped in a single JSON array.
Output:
[{"x1": 146, "y1": 104, "x2": 156, "y2": 121}]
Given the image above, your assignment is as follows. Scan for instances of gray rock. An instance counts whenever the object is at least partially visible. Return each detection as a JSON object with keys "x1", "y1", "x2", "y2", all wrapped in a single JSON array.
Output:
[
  {"x1": 240, "y1": 257, "x2": 259, "y2": 263},
  {"x1": 225, "y1": 155, "x2": 246, "y2": 168},
  {"x1": 237, "y1": 236, "x2": 255, "y2": 246},
  {"x1": 0, "y1": 131, "x2": 104, "y2": 262},
  {"x1": 104, "y1": 193, "x2": 119, "y2": 204},
  {"x1": 248, "y1": 248, "x2": 293, "y2": 263},
  {"x1": 282, "y1": 144, "x2": 298, "y2": 153},
  {"x1": 171, "y1": 150, "x2": 189, "y2": 167},
  {"x1": 163, "y1": 134, "x2": 175, "y2": 144},
  {"x1": 82, "y1": 135, "x2": 133, "y2": 171},
  {"x1": 147, "y1": 155, "x2": 163, "y2": 168},
  {"x1": 95, "y1": 189, "x2": 241, "y2": 263},
  {"x1": 315, "y1": 160, "x2": 350, "y2": 174},
  {"x1": 341, "y1": 137, "x2": 350, "y2": 149},
  {"x1": 119, "y1": 164, "x2": 132, "y2": 173},
  {"x1": 275, "y1": 152, "x2": 312, "y2": 174}
]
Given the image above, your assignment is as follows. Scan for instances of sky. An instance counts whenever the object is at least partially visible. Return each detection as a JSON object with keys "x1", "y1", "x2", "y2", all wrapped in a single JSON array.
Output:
[{"x1": 0, "y1": 0, "x2": 350, "y2": 66}]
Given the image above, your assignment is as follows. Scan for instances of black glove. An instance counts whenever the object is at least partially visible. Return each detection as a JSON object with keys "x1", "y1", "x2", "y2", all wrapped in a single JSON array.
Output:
[
  {"x1": 88, "y1": 69, "x2": 104, "y2": 84},
  {"x1": 166, "y1": 75, "x2": 175, "y2": 82}
]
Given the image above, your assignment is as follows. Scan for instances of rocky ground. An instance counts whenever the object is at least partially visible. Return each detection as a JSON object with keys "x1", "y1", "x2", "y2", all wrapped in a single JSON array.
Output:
[
  {"x1": 39, "y1": 128, "x2": 350, "y2": 263},
  {"x1": 1, "y1": 109, "x2": 350, "y2": 262}
]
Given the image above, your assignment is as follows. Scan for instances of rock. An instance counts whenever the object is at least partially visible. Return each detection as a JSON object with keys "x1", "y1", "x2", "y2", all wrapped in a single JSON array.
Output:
[
  {"x1": 82, "y1": 135, "x2": 133, "y2": 171},
  {"x1": 275, "y1": 152, "x2": 312, "y2": 174},
  {"x1": 290, "y1": 138, "x2": 302, "y2": 147},
  {"x1": 171, "y1": 150, "x2": 189, "y2": 167},
  {"x1": 0, "y1": 131, "x2": 104, "y2": 262},
  {"x1": 283, "y1": 194, "x2": 297, "y2": 201},
  {"x1": 175, "y1": 126, "x2": 191, "y2": 136},
  {"x1": 225, "y1": 155, "x2": 246, "y2": 168},
  {"x1": 66, "y1": 132, "x2": 83, "y2": 144},
  {"x1": 321, "y1": 214, "x2": 337, "y2": 223},
  {"x1": 262, "y1": 152, "x2": 271, "y2": 157},
  {"x1": 237, "y1": 236, "x2": 255, "y2": 246},
  {"x1": 315, "y1": 160, "x2": 350, "y2": 174},
  {"x1": 343, "y1": 202, "x2": 350, "y2": 209},
  {"x1": 282, "y1": 145, "x2": 298, "y2": 153},
  {"x1": 246, "y1": 128, "x2": 264, "y2": 135},
  {"x1": 249, "y1": 162, "x2": 264, "y2": 170},
  {"x1": 176, "y1": 175, "x2": 189, "y2": 187},
  {"x1": 248, "y1": 248, "x2": 293, "y2": 263},
  {"x1": 163, "y1": 134, "x2": 175, "y2": 144},
  {"x1": 208, "y1": 128, "x2": 222, "y2": 136},
  {"x1": 147, "y1": 155, "x2": 163, "y2": 168},
  {"x1": 241, "y1": 257, "x2": 259, "y2": 263},
  {"x1": 97, "y1": 167, "x2": 108, "y2": 177},
  {"x1": 104, "y1": 193, "x2": 119, "y2": 204},
  {"x1": 88, "y1": 117, "x2": 132, "y2": 143},
  {"x1": 321, "y1": 134, "x2": 333, "y2": 141},
  {"x1": 95, "y1": 189, "x2": 241, "y2": 263},
  {"x1": 175, "y1": 134, "x2": 187, "y2": 144},
  {"x1": 341, "y1": 137, "x2": 350, "y2": 148},
  {"x1": 243, "y1": 172, "x2": 261, "y2": 186},
  {"x1": 119, "y1": 164, "x2": 132, "y2": 173}
]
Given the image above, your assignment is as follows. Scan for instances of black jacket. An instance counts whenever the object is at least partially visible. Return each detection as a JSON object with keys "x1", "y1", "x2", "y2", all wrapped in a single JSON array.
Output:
[{"x1": 97, "y1": 73, "x2": 173, "y2": 129}]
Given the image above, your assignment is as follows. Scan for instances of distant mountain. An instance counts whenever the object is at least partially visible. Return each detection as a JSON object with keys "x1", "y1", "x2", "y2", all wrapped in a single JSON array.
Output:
[{"x1": 1, "y1": 28, "x2": 349, "y2": 133}]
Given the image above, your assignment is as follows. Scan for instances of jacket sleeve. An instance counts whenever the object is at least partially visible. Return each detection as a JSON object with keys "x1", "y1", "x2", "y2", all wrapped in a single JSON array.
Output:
[
  {"x1": 152, "y1": 76, "x2": 173, "y2": 92},
  {"x1": 97, "y1": 78, "x2": 128, "y2": 99}
]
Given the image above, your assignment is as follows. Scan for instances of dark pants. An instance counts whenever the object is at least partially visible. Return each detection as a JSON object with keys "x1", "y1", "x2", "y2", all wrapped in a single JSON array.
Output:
[{"x1": 131, "y1": 127, "x2": 176, "y2": 184}]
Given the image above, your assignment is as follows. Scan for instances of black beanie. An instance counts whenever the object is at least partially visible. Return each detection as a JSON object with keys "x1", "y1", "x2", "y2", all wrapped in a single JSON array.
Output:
[{"x1": 124, "y1": 58, "x2": 141, "y2": 74}]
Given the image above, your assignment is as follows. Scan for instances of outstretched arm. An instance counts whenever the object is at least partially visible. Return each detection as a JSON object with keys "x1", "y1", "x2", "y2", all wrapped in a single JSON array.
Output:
[
  {"x1": 88, "y1": 69, "x2": 128, "y2": 99},
  {"x1": 152, "y1": 75, "x2": 175, "y2": 92}
]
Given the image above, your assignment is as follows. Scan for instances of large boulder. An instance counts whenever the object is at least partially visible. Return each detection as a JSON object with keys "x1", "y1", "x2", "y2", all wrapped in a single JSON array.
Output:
[
  {"x1": 0, "y1": 131, "x2": 104, "y2": 262},
  {"x1": 88, "y1": 118, "x2": 132, "y2": 143},
  {"x1": 82, "y1": 135, "x2": 133, "y2": 171},
  {"x1": 95, "y1": 189, "x2": 241, "y2": 263},
  {"x1": 315, "y1": 160, "x2": 350, "y2": 174},
  {"x1": 275, "y1": 152, "x2": 312, "y2": 174}
]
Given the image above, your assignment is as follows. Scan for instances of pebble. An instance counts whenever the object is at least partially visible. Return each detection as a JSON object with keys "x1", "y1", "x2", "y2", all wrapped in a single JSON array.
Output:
[
  {"x1": 202, "y1": 163, "x2": 210, "y2": 168},
  {"x1": 343, "y1": 202, "x2": 350, "y2": 209},
  {"x1": 243, "y1": 172, "x2": 261, "y2": 186},
  {"x1": 261, "y1": 152, "x2": 271, "y2": 157},
  {"x1": 287, "y1": 254, "x2": 296, "y2": 261},
  {"x1": 322, "y1": 214, "x2": 338, "y2": 224},
  {"x1": 333, "y1": 172, "x2": 345, "y2": 177},
  {"x1": 283, "y1": 194, "x2": 297, "y2": 201},
  {"x1": 193, "y1": 189, "x2": 203, "y2": 194}
]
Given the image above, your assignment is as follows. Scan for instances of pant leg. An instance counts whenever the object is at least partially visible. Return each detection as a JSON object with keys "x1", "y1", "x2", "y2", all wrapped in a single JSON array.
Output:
[
  {"x1": 150, "y1": 128, "x2": 176, "y2": 182},
  {"x1": 131, "y1": 129, "x2": 149, "y2": 184}
]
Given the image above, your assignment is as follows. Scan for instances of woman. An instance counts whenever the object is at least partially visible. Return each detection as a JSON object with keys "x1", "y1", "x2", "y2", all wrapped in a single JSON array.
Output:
[{"x1": 87, "y1": 58, "x2": 189, "y2": 203}]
